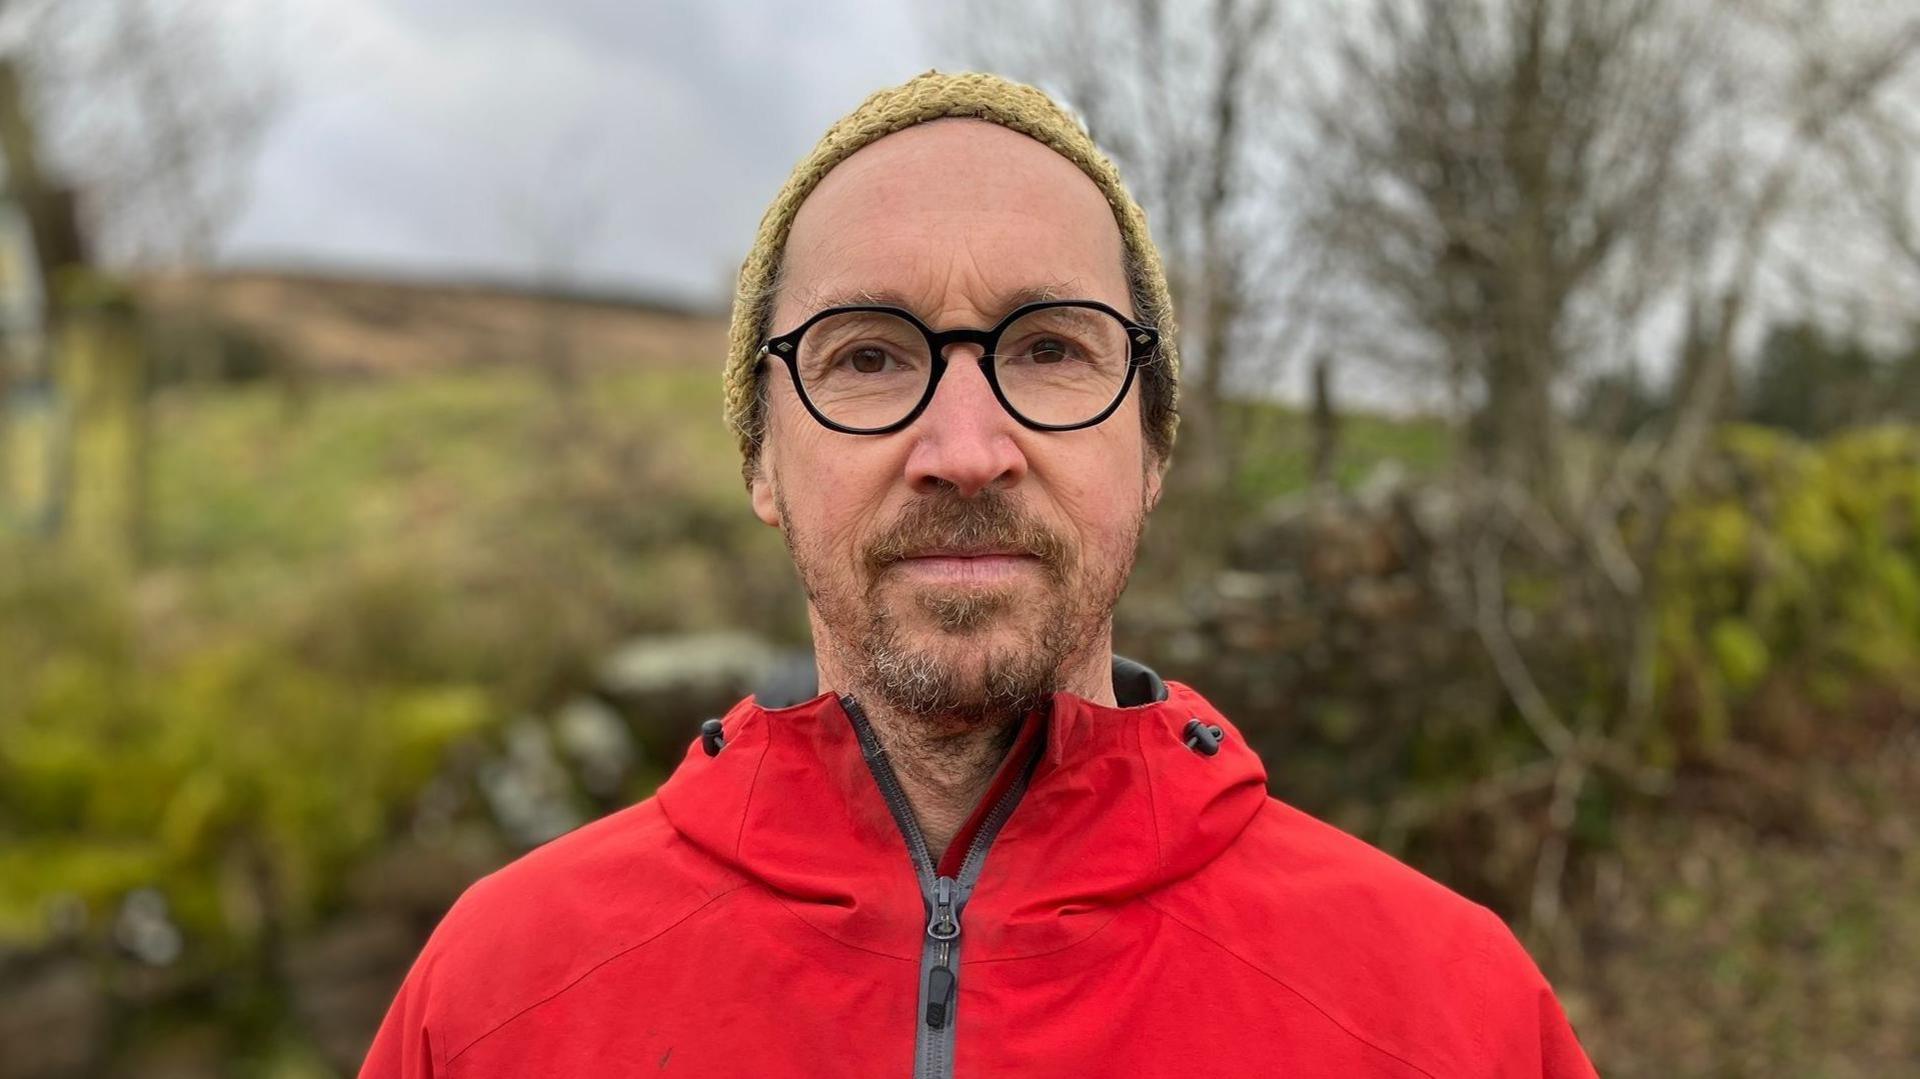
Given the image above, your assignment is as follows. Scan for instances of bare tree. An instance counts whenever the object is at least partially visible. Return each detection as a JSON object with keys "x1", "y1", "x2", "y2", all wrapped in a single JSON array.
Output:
[
  {"x1": 1863, "y1": 107, "x2": 1920, "y2": 282},
  {"x1": 1825, "y1": 13, "x2": 1920, "y2": 325},
  {"x1": 6, "y1": 0, "x2": 280, "y2": 267},
  {"x1": 1299, "y1": 0, "x2": 1920, "y2": 934},
  {"x1": 952, "y1": 0, "x2": 1312, "y2": 495},
  {"x1": 0, "y1": 0, "x2": 282, "y2": 559},
  {"x1": 0, "y1": 56, "x2": 85, "y2": 343},
  {"x1": 1296, "y1": 0, "x2": 1714, "y2": 495},
  {"x1": 956, "y1": 0, "x2": 1917, "y2": 937},
  {"x1": 950, "y1": 0, "x2": 1920, "y2": 941}
]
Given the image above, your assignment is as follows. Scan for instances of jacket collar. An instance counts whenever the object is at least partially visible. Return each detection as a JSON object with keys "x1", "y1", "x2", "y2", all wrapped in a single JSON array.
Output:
[{"x1": 655, "y1": 657, "x2": 1268, "y2": 961}]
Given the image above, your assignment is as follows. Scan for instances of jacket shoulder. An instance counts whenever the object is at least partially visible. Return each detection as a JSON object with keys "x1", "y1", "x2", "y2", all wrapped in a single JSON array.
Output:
[
  {"x1": 1151, "y1": 797, "x2": 1585, "y2": 1077},
  {"x1": 394, "y1": 795, "x2": 745, "y2": 1067}
]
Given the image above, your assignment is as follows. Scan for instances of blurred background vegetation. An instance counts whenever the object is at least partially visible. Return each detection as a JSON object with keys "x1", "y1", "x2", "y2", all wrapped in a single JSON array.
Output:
[{"x1": 1, "y1": 1, "x2": 1917, "y2": 1076}]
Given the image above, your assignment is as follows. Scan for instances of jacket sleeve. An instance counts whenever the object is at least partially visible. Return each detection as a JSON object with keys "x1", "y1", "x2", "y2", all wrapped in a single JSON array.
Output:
[
  {"x1": 358, "y1": 942, "x2": 443, "y2": 1079},
  {"x1": 1474, "y1": 906, "x2": 1599, "y2": 1078}
]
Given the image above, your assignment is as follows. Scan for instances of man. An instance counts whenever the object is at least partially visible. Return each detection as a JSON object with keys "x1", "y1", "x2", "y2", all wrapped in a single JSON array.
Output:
[{"x1": 363, "y1": 71, "x2": 1596, "y2": 1078}]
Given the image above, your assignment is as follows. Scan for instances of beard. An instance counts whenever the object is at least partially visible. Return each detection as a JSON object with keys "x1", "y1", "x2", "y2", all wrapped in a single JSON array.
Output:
[{"x1": 777, "y1": 483, "x2": 1144, "y2": 726}]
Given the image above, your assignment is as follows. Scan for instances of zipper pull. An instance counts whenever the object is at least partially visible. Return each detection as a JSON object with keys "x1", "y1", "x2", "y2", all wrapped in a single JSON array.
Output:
[
  {"x1": 925, "y1": 876, "x2": 961, "y2": 1030},
  {"x1": 927, "y1": 876, "x2": 960, "y2": 942},
  {"x1": 925, "y1": 963, "x2": 956, "y2": 1030}
]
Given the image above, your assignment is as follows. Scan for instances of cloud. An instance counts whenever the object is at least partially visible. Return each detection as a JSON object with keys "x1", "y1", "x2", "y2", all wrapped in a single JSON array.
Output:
[{"x1": 221, "y1": 0, "x2": 946, "y2": 302}]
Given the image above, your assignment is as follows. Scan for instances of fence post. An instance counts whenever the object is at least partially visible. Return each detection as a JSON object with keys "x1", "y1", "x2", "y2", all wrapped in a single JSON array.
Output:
[{"x1": 54, "y1": 271, "x2": 146, "y2": 567}]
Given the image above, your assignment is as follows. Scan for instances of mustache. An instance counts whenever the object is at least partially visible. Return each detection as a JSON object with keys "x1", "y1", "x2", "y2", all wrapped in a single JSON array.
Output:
[{"x1": 863, "y1": 488, "x2": 1072, "y2": 582}]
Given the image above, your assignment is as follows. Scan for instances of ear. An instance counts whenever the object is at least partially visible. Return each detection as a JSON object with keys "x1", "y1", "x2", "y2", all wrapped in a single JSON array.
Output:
[
  {"x1": 1144, "y1": 455, "x2": 1164, "y2": 513},
  {"x1": 750, "y1": 457, "x2": 782, "y2": 527}
]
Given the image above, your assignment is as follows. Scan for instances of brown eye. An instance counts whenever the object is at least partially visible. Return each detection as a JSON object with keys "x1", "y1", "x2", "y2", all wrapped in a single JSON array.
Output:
[{"x1": 848, "y1": 347, "x2": 891, "y2": 373}]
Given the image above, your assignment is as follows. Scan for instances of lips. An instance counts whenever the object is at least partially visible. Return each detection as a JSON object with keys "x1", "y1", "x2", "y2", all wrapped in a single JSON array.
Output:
[{"x1": 891, "y1": 550, "x2": 1042, "y2": 586}]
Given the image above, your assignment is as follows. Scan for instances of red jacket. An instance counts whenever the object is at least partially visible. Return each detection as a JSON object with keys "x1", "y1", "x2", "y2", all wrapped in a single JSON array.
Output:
[{"x1": 363, "y1": 664, "x2": 1596, "y2": 1077}]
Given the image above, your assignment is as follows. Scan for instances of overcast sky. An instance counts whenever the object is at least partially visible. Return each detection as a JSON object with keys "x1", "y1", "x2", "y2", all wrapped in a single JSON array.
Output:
[
  {"x1": 221, "y1": 0, "x2": 953, "y2": 306},
  {"x1": 20, "y1": 0, "x2": 1912, "y2": 410}
]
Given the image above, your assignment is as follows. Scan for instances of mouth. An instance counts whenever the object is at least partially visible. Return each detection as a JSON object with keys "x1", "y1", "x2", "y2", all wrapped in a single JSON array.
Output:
[{"x1": 890, "y1": 549, "x2": 1043, "y2": 586}]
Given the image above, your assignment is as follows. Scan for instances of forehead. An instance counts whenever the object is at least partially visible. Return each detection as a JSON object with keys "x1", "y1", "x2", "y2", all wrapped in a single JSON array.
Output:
[{"x1": 776, "y1": 119, "x2": 1129, "y2": 324}]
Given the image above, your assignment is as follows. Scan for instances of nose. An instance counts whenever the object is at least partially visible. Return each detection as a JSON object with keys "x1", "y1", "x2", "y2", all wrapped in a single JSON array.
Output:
[{"x1": 903, "y1": 346, "x2": 1028, "y2": 498}]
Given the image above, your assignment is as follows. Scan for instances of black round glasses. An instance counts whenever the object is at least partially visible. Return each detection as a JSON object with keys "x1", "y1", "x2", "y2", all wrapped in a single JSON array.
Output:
[{"x1": 758, "y1": 300, "x2": 1159, "y2": 435}]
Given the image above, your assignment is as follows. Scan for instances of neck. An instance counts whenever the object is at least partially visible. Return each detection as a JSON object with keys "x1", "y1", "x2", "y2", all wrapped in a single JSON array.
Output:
[{"x1": 816, "y1": 632, "x2": 1116, "y2": 859}]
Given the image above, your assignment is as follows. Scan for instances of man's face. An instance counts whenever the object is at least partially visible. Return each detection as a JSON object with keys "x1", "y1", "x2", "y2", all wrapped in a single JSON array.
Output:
[{"x1": 751, "y1": 119, "x2": 1162, "y2": 722}]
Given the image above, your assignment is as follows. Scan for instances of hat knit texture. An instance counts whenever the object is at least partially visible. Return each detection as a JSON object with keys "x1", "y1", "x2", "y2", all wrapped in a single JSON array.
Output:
[{"x1": 723, "y1": 70, "x2": 1179, "y2": 474}]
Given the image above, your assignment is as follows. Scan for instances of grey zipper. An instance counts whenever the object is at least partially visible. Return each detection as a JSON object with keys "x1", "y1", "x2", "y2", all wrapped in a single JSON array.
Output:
[{"x1": 842, "y1": 695, "x2": 1041, "y2": 1079}]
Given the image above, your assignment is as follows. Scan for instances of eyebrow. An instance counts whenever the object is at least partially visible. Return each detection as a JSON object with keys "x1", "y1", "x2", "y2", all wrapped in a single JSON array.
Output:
[{"x1": 793, "y1": 281, "x2": 1078, "y2": 323}]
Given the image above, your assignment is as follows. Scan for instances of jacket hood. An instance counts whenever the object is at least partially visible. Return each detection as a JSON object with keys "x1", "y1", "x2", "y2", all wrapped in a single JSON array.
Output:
[{"x1": 655, "y1": 658, "x2": 1269, "y2": 963}]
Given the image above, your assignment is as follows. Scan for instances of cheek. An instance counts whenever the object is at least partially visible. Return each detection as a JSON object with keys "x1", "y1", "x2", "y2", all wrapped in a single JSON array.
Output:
[
  {"x1": 772, "y1": 404, "x2": 900, "y2": 568},
  {"x1": 1042, "y1": 431, "x2": 1149, "y2": 564}
]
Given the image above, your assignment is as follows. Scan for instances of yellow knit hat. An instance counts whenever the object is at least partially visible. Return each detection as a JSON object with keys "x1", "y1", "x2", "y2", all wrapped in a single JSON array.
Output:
[{"x1": 723, "y1": 70, "x2": 1179, "y2": 480}]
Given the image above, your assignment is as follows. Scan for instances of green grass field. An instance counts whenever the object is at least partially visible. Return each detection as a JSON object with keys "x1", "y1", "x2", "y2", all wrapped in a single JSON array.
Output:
[
  {"x1": 148, "y1": 371, "x2": 1449, "y2": 559},
  {"x1": 148, "y1": 368, "x2": 741, "y2": 568},
  {"x1": 136, "y1": 369, "x2": 1454, "y2": 637},
  {"x1": 1225, "y1": 398, "x2": 1454, "y2": 497}
]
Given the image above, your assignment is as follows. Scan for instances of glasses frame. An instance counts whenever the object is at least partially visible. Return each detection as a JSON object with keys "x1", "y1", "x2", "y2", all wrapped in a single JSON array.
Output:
[{"x1": 758, "y1": 299, "x2": 1159, "y2": 436}]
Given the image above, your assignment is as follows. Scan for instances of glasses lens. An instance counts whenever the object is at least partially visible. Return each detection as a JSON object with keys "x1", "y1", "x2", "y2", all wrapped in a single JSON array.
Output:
[
  {"x1": 795, "y1": 310, "x2": 931, "y2": 429},
  {"x1": 993, "y1": 306, "x2": 1133, "y2": 426}
]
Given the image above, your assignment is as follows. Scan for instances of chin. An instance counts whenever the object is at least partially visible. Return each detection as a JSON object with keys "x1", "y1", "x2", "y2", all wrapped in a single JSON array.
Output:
[
  {"x1": 902, "y1": 618, "x2": 1028, "y2": 656},
  {"x1": 909, "y1": 588, "x2": 1031, "y2": 637},
  {"x1": 865, "y1": 643, "x2": 1057, "y2": 723},
  {"x1": 855, "y1": 602, "x2": 1074, "y2": 721}
]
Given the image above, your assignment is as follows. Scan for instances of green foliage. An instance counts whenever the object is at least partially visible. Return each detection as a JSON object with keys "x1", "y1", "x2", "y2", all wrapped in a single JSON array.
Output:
[
  {"x1": 0, "y1": 361, "x2": 807, "y2": 1070},
  {"x1": 0, "y1": 553, "x2": 493, "y2": 946},
  {"x1": 1150, "y1": 420, "x2": 1920, "y2": 1003},
  {"x1": 1743, "y1": 322, "x2": 1920, "y2": 437},
  {"x1": 1, "y1": 363, "x2": 801, "y2": 959},
  {"x1": 1656, "y1": 425, "x2": 1920, "y2": 755}
]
